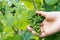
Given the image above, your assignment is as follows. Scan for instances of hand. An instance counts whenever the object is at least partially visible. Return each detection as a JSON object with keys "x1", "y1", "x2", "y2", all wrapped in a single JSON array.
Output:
[{"x1": 27, "y1": 11, "x2": 60, "y2": 37}]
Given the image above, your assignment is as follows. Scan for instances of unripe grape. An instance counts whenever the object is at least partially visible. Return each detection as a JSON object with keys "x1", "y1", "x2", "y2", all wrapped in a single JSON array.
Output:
[{"x1": 28, "y1": 10, "x2": 45, "y2": 36}]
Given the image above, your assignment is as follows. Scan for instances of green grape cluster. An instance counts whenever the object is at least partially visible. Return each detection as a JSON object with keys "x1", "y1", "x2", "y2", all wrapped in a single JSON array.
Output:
[{"x1": 28, "y1": 10, "x2": 45, "y2": 36}]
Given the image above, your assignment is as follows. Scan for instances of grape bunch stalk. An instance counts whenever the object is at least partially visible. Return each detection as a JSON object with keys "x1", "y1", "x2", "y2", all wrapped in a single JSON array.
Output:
[{"x1": 28, "y1": 10, "x2": 45, "y2": 36}]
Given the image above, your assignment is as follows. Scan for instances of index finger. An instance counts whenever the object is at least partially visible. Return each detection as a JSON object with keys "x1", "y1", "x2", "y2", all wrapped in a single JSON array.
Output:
[{"x1": 36, "y1": 11, "x2": 46, "y2": 17}]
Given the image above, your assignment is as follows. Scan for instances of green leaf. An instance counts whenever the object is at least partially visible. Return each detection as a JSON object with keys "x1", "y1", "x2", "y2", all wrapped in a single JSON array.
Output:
[
  {"x1": 14, "y1": 10, "x2": 29, "y2": 30},
  {"x1": 1, "y1": 14, "x2": 14, "y2": 27},
  {"x1": 20, "y1": 1, "x2": 34, "y2": 10},
  {"x1": 42, "y1": 4, "x2": 54, "y2": 11},
  {"x1": 45, "y1": 0, "x2": 58, "y2": 5},
  {"x1": 45, "y1": 35, "x2": 56, "y2": 40},
  {"x1": 0, "y1": 0, "x2": 3, "y2": 2},
  {"x1": 0, "y1": 22, "x2": 3, "y2": 32},
  {"x1": 21, "y1": 30, "x2": 33, "y2": 40},
  {"x1": 4, "y1": 27, "x2": 12, "y2": 33},
  {"x1": 55, "y1": 32, "x2": 60, "y2": 40},
  {"x1": 55, "y1": 6, "x2": 60, "y2": 11},
  {"x1": 6, "y1": 34, "x2": 21, "y2": 40}
]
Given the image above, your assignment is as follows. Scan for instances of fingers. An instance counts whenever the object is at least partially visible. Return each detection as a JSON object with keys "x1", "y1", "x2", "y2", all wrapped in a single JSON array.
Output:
[
  {"x1": 40, "y1": 22, "x2": 60, "y2": 37},
  {"x1": 40, "y1": 32, "x2": 46, "y2": 37},
  {"x1": 40, "y1": 25, "x2": 46, "y2": 37},
  {"x1": 32, "y1": 31, "x2": 36, "y2": 35},
  {"x1": 27, "y1": 26, "x2": 36, "y2": 35},
  {"x1": 36, "y1": 11, "x2": 46, "y2": 17},
  {"x1": 40, "y1": 20, "x2": 50, "y2": 37},
  {"x1": 27, "y1": 25, "x2": 46, "y2": 37},
  {"x1": 27, "y1": 26, "x2": 33, "y2": 32},
  {"x1": 40, "y1": 27, "x2": 44, "y2": 33},
  {"x1": 27, "y1": 25, "x2": 47, "y2": 37},
  {"x1": 40, "y1": 26, "x2": 49, "y2": 37},
  {"x1": 36, "y1": 11, "x2": 56, "y2": 22}
]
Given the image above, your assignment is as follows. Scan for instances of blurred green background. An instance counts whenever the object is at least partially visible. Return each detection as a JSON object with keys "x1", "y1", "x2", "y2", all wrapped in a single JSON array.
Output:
[{"x1": 0, "y1": 0, "x2": 60, "y2": 40}]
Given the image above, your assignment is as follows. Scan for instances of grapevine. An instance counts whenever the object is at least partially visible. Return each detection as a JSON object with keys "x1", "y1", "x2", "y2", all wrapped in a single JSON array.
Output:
[{"x1": 0, "y1": 0, "x2": 60, "y2": 40}]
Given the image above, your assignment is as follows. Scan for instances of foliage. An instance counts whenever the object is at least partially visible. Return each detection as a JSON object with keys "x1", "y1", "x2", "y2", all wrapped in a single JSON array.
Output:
[
  {"x1": 45, "y1": 0, "x2": 58, "y2": 5},
  {"x1": 0, "y1": 0, "x2": 60, "y2": 40}
]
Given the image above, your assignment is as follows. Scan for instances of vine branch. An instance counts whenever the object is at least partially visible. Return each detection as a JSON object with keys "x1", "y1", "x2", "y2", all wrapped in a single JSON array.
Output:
[
  {"x1": 31, "y1": 0, "x2": 37, "y2": 10},
  {"x1": 12, "y1": 26, "x2": 19, "y2": 34}
]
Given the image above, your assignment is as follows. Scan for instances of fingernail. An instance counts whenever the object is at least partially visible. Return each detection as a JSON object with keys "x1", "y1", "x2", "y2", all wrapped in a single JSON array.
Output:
[
  {"x1": 32, "y1": 31, "x2": 36, "y2": 35},
  {"x1": 41, "y1": 23, "x2": 43, "y2": 27},
  {"x1": 27, "y1": 26, "x2": 32, "y2": 31},
  {"x1": 40, "y1": 27, "x2": 44, "y2": 33},
  {"x1": 40, "y1": 33, "x2": 45, "y2": 37}
]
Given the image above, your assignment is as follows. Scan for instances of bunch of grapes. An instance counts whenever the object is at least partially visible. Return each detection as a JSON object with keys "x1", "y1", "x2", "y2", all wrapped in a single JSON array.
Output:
[{"x1": 28, "y1": 10, "x2": 45, "y2": 36}]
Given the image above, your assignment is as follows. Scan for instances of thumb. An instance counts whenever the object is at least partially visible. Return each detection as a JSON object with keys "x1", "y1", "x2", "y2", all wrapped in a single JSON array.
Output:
[{"x1": 36, "y1": 11, "x2": 46, "y2": 17}]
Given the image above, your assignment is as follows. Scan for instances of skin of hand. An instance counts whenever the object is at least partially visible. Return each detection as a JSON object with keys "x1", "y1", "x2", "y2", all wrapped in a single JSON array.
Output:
[{"x1": 27, "y1": 11, "x2": 60, "y2": 37}]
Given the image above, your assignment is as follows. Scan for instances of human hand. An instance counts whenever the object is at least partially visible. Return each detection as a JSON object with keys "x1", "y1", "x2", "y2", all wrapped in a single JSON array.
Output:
[{"x1": 27, "y1": 11, "x2": 60, "y2": 37}]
